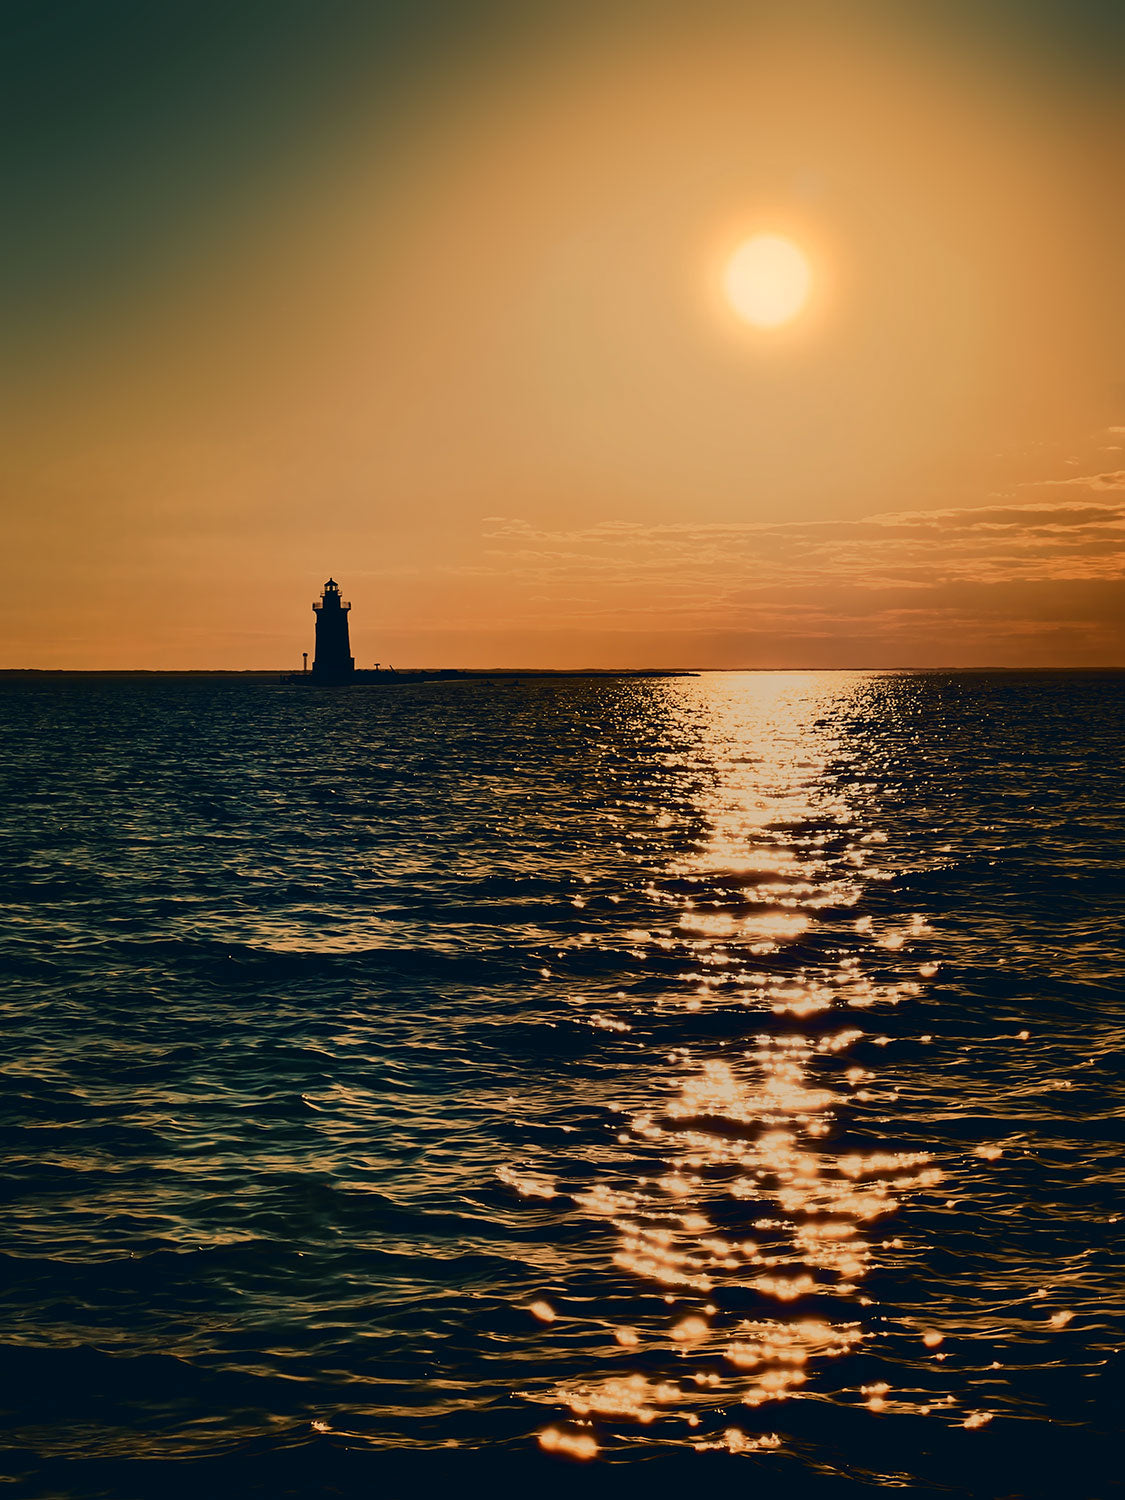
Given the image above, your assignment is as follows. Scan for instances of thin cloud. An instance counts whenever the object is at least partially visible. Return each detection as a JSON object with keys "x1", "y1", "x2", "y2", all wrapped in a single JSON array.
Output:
[
  {"x1": 1029, "y1": 470, "x2": 1125, "y2": 492},
  {"x1": 470, "y1": 498, "x2": 1125, "y2": 648},
  {"x1": 483, "y1": 498, "x2": 1125, "y2": 571}
]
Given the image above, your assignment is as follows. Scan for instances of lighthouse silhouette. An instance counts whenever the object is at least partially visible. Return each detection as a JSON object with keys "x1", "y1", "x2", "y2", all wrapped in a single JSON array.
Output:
[{"x1": 311, "y1": 579, "x2": 355, "y2": 679}]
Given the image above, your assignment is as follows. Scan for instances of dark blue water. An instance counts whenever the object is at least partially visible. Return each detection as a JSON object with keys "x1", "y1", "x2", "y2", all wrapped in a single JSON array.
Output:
[{"x1": 2, "y1": 672, "x2": 1123, "y2": 1498}]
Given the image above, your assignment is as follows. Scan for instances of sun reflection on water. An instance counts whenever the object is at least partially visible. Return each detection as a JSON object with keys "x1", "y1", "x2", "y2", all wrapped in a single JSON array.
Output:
[{"x1": 522, "y1": 675, "x2": 953, "y2": 1456}]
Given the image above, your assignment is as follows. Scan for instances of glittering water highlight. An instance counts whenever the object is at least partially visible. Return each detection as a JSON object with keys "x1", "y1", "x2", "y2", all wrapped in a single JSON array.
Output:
[{"x1": 1, "y1": 672, "x2": 1122, "y2": 1497}]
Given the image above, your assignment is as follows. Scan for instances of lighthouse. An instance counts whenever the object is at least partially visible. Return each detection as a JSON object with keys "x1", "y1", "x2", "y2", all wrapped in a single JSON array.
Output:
[{"x1": 311, "y1": 578, "x2": 354, "y2": 679}]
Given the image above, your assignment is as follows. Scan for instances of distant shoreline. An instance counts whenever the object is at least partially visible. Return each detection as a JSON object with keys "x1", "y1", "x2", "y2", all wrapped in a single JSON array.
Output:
[
  {"x1": 1, "y1": 667, "x2": 1121, "y2": 679},
  {"x1": 0, "y1": 667, "x2": 700, "y2": 680}
]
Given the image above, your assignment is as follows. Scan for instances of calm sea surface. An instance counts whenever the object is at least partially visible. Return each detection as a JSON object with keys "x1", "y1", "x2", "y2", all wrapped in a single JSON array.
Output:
[{"x1": 1, "y1": 672, "x2": 1123, "y2": 1498}]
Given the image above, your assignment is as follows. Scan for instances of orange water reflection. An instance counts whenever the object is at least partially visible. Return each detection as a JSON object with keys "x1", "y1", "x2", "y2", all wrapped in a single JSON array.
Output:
[{"x1": 530, "y1": 675, "x2": 948, "y2": 1453}]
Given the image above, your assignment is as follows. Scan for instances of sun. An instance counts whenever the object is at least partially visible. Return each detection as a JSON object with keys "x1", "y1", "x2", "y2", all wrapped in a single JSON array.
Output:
[{"x1": 723, "y1": 234, "x2": 812, "y2": 329}]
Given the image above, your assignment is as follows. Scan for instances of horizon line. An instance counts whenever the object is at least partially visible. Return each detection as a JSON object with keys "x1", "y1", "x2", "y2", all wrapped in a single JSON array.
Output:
[{"x1": 3, "y1": 665, "x2": 1124, "y2": 677}]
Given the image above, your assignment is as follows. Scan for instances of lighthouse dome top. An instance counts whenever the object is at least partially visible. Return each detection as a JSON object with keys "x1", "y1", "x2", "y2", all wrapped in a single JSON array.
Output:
[{"x1": 313, "y1": 577, "x2": 350, "y2": 612}]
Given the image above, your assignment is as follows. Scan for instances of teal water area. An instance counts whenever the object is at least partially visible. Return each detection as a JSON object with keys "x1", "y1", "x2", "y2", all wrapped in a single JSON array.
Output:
[{"x1": 1, "y1": 672, "x2": 1122, "y2": 1497}]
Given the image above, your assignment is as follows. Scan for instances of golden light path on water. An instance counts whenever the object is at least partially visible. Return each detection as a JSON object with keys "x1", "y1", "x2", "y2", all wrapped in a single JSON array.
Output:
[{"x1": 511, "y1": 674, "x2": 959, "y2": 1460}]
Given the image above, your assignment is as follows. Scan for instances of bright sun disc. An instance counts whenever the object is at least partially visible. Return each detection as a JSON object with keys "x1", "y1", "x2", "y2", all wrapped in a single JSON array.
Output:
[{"x1": 723, "y1": 235, "x2": 811, "y2": 328}]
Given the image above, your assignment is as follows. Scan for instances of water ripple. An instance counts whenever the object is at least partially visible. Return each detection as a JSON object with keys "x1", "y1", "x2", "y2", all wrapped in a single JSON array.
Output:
[{"x1": 0, "y1": 671, "x2": 1122, "y2": 1496}]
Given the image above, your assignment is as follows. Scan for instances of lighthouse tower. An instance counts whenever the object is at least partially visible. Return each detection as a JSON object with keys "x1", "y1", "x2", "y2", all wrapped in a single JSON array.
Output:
[{"x1": 311, "y1": 578, "x2": 354, "y2": 679}]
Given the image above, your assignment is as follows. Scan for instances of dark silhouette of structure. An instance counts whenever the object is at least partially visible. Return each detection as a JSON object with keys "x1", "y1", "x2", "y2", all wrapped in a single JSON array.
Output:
[
  {"x1": 312, "y1": 579, "x2": 354, "y2": 680},
  {"x1": 290, "y1": 578, "x2": 448, "y2": 684},
  {"x1": 285, "y1": 575, "x2": 695, "y2": 685}
]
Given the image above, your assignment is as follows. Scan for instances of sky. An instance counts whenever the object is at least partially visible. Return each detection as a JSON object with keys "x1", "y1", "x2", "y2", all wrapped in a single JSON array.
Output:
[{"x1": 3, "y1": 0, "x2": 1123, "y2": 668}]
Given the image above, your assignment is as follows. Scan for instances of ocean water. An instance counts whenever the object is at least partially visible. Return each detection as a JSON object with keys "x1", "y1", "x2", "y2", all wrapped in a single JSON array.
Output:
[{"x1": 1, "y1": 671, "x2": 1123, "y2": 1499}]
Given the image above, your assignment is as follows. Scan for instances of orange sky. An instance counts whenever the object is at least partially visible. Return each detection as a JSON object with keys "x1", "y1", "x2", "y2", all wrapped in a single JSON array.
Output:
[{"x1": 4, "y1": 2, "x2": 1123, "y2": 667}]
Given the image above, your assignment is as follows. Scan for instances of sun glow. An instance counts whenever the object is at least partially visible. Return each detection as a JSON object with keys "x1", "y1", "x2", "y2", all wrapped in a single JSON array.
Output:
[{"x1": 723, "y1": 234, "x2": 812, "y2": 328}]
